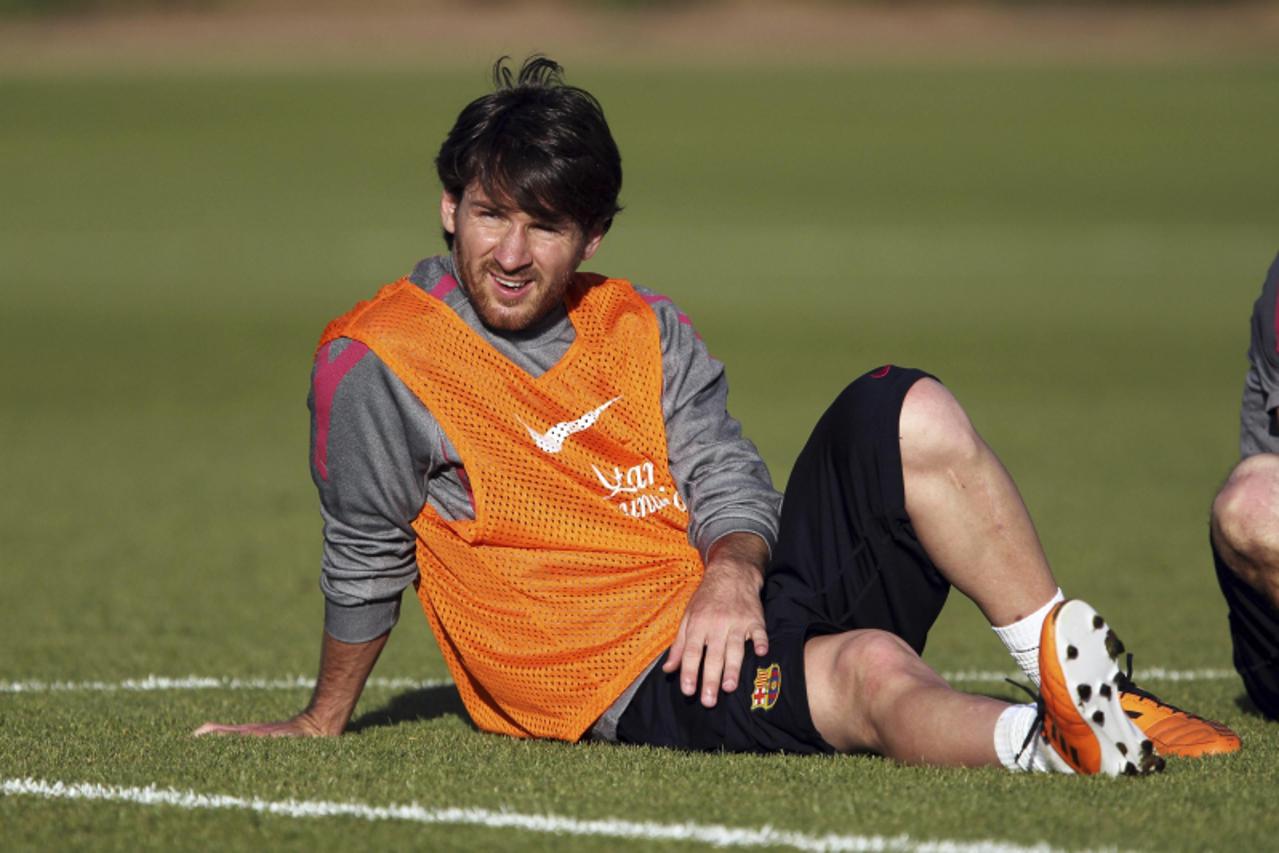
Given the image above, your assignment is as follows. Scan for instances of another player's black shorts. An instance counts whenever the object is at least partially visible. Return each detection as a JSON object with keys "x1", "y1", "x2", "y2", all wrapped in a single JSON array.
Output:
[
  {"x1": 617, "y1": 365, "x2": 951, "y2": 753},
  {"x1": 1213, "y1": 535, "x2": 1279, "y2": 719}
]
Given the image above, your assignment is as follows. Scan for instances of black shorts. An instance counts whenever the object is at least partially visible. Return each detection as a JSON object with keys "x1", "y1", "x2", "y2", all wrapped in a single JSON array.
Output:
[
  {"x1": 617, "y1": 365, "x2": 951, "y2": 753},
  {"x1": 1213, "y1": 535, "x2": 1279, "y2": 719}
]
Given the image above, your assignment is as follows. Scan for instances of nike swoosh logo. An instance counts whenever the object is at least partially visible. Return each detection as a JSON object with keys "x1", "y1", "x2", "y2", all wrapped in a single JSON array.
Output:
[{"x1": 523, "y1": 396, "x2": 622, "y2": 454}]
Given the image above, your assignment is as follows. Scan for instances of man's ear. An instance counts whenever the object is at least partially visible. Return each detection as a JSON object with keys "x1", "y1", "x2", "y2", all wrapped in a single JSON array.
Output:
[
  {"x1": 580, "y1": 229, "x2": 605, "y2": 262},
  {"x1": 440, "y1": 191, "x2": 459, "y2": 236}
]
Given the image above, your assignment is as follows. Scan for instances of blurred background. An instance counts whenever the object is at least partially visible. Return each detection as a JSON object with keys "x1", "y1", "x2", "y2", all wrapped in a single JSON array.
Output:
[{"x1": 3, "y1": 0, "x2": 1278, "y2": 683}]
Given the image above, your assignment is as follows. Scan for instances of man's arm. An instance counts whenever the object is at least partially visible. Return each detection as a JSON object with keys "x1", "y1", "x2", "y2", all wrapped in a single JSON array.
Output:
[
  {"x1": 195, "y1": 630, "x2": 388, "y2": 737},
  {"x1": 195, "y1": 338, "x2": 437, "y2": 736},
  {"x1": 661, "y1": 531, "x2": 769, "y2": 707},
  {"x1": 1243, "y1": 253, "x2": 1279, "y2": 455},
  {"x1": 643, "y1": 289, "x2": 782, "y2": 707}
]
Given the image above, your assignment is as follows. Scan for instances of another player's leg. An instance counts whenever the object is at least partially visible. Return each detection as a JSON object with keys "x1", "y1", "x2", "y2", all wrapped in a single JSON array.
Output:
[
  {"x1": 1213, "y1": 453, "x2": 1279, "y2": 609},
  {"x1": 1210, "y1": 453, "x2": 1279, "y2": 721}
]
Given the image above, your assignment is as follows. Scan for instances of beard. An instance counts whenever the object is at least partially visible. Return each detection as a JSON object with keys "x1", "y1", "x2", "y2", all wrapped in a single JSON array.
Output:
[{"x1": 451, "y1": 245, "x2": 576, "y2": 333}]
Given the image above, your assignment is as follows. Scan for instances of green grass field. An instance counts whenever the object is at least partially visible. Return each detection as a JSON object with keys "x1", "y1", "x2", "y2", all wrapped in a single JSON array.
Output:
[{"x1": 3, "y1": 56, "x2": 1279, "y2": 850}]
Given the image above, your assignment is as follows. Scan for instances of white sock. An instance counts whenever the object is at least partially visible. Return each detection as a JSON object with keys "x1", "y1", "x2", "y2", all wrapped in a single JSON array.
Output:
[
  {"x1": 992, "y1": 588, "x2": 1064, "y2": 686},
  {"x1": 993, "y1": 703, "x2": 1072, "y2": 774},
  {"x1": 993, "y1": 703, "x2": 1038, "y2": 771}
]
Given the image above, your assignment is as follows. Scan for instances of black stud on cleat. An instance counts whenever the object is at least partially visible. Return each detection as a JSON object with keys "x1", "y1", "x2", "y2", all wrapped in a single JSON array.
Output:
[
  {"x1": 1077, "y1": 684, "x2": 1092, "y2": 702},
  {"x1": 1117, "y1": 742, "x2": 1128, "y2": 756},
  {"x1": 1123, "y1": 762, "x2": 1138, "y2": 776},
  {"x1": 1093, "y1": 615, "x2": 1105, "y2": 630},
  {"x1": 1104, "y1": 630, "x2": 1125, "y2": 660},
  {"x1": 1067, "y1": 645, "x2": 1078, "y2": 660},
  {"x1": 1092, "y1": 710, "x2": 1105, "y2": 725},
  {"x1": 1099, "y1": 683, "x2": 1112, "y2": 699},
  {"x1": 1139, "y1": 751, "x2": 1165, "y2": 774}
]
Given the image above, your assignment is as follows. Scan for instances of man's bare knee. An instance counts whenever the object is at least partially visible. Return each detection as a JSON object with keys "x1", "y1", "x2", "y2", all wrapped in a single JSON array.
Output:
[
  {"x1": 805, "y1": 630, "x2": 936, "y2": 753},
  {"x1": 1213, "y1": 455, "x2": 1279, "y2": 603},
  {"x1": 899, "y1": 379, "x2": 984, "y2": 473},
  {"x1": 1213, "y1": 454, "x2": 1279, "y2": 562}
]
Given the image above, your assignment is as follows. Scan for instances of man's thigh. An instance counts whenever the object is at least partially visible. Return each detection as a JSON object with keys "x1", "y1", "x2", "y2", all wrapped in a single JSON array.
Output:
[
  {"x1": 766, "y1": 365, "x2": 950, "y2": 653},
  {"x1": 615, "y1": 629, "x2": 833, "y2": 754}
]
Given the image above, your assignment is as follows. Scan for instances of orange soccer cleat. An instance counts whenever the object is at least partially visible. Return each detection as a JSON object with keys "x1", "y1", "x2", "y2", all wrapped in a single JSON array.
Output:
[
  {"x1": 1115, "y1": 660, "x2": 1242, "y2": 757},
  {"x1": 1036, "y1": 599, "x2": 1164, "y2": 776}
]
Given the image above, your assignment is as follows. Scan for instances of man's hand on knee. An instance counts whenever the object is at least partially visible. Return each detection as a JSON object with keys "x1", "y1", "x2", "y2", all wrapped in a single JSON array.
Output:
[{"x1": 663, "y1": 533, "x2": 769, "y2": 707}]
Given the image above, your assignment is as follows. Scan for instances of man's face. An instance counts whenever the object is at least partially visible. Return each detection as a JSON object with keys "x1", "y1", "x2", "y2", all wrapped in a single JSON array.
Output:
[{"x1": 442, "y1": 183, "x2": 604, "y2": 332}]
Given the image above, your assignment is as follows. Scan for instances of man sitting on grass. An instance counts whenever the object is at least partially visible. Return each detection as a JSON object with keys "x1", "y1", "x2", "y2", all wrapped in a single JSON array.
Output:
[{"x1": 197, "y1": 56, "x2": 1238, "y2": 774}]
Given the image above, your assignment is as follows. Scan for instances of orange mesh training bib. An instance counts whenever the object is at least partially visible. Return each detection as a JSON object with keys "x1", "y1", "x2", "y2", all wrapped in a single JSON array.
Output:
[{"x1": 318, "y1": 274, "x2": 704, "y2": 741}]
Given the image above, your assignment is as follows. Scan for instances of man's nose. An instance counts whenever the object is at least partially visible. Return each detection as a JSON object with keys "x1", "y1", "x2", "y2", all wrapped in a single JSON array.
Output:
[{"x1": 494, "y1": 226, "x2": 532, "y2": 271}]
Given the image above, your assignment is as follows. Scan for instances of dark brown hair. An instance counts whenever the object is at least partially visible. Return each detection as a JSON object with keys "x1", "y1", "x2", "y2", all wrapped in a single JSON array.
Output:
[{"x1": 435, "y1": 56, "x2": 623, "y2": 247}]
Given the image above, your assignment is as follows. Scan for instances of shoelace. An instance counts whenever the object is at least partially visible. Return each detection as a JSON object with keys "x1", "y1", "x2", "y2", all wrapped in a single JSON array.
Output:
[
  {"x1": 1114, "y1": 652, "x2": 1186, "y2": 716},
  {"x1": 1005, "y1": 678, "x2": 1045, "y2": 766},
  {"x1": 1113, "y1": 653, "x2": 1146, "y2": 697}
]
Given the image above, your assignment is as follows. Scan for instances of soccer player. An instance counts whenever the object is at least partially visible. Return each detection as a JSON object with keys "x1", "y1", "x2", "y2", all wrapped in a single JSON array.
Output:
[
  {"x1": 196, "y1": 57, "x2": 1238, "y2": 773},
  {"x1": 1210, "y1": 253, "x2": 1279, "y2": 720}
]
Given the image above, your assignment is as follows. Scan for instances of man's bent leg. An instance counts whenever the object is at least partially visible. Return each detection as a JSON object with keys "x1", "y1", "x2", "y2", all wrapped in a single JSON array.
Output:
[
  {"x1": 769, "y1": 366, "x2": 1235, "y2": 756},
  {"x1": 897, "y1": 375, "x2": 1238, "y2": 753},
  {"x1": 767, "y1": 366, "x2": 952, "y2": 654},
  {"x1": 768, "y1": 366, "x2": 1059, "y2": 684},
  {"x1": 1211, "y1": 454, "x2": 1279, "y2": 719},
  {"x1": 898, "y1": 378, "x2": 1059, "y2": 628}
]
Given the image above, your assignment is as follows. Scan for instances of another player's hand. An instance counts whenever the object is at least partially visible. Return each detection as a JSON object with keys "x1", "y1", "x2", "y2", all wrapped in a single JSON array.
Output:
[
  {"x1": 663, "y1": 533, "x2": 769, "y2": 708},
  {"x1": 193, "y1": 712, "x2": 332, "y2": 738}
]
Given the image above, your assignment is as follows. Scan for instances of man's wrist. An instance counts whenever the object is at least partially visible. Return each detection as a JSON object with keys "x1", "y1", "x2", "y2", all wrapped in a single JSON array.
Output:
[
  {"x1": 699, "y1": 524, "x2": 774, "y2": 564},
  {"x1": 297, "y1": 703, "x2": 350, "y2": 736},
  {"x1": 705, "y1": 531, "x2": 768, "y2": 588}
]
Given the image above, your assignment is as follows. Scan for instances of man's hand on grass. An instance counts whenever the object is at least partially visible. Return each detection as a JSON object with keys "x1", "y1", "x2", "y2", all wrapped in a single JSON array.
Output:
[
  {"x1": 193, "y1": 713, "x2": 330, "y2": 738},
  {"x1": 192, "y1": 630, "x2": 389, "y2": 738}
]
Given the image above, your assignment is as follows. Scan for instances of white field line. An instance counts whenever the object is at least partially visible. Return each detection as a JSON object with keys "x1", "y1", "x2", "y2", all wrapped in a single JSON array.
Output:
[
  {"x1": 0, "y1": 676, "x2": 452, "y2": 694},
  {"x1": 1, "y1": 777, "x2": 1110, "y2": 853},
  {"x1": 0, "y1": 669, "x2": 1235, "y2": 695},
  {"x1": 941, "y1": 668, "x2": 1236, "y2": 684}
]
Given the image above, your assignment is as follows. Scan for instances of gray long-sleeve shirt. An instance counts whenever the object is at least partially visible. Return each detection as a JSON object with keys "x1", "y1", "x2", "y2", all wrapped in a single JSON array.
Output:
[
  {"x1": 1241, "y1": 252, "x2": 1279, "y2": 458},
  {"x1": 308, "y1": 254, "x2": 782, "y2": 645}
]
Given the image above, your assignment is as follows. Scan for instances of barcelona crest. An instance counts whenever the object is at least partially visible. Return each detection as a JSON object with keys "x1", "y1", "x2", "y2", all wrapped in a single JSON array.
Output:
[{"x1": 750, "y1": 663, "x2": 782, "y2": 711}]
